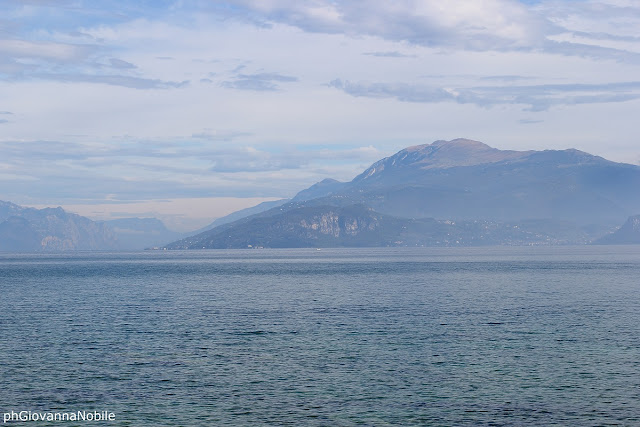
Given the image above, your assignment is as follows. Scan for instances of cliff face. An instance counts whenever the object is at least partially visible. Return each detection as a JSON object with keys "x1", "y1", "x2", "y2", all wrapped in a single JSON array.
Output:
[
  {"x1": 299, "y1": 210, "x2": 379, "y2": 237},
  {"x1": 0, "y1": 203, "x2": 118, "y2": 251},
  {"x1": 168, "y1": 205, "x2": 395, "y2": 249}
]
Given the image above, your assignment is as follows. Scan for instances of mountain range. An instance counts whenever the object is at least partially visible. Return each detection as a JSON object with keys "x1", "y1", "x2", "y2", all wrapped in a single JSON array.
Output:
[
  {"x1": 2, "y1": 138, "x2": 639, "y2": 251},
  {"x1": 290, "y1": 139, "x2": 640, "y2": 223},
  {"x1": 102, "y1": 218, "x2": 184, "y2": 250},
  {"x1": 0, "y1": 201, "x2": 118, "y2": 251},
  {"x1": 167, "y1": 138, "x2": 640, "y2": 249},
  {"x1": 0, "y1": 202, "x2": 186, "y2": 251},
  {"x1": 168, "y1": 204, "x2": 606, "y2": 249}
]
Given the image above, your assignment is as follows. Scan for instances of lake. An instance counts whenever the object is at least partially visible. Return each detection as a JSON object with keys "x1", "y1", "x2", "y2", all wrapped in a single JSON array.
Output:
[{"x1": 1, "y1": 246, "x2": 639, "y2": 425}]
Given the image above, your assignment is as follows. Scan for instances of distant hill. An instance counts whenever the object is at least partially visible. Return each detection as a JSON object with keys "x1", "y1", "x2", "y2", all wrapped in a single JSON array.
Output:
[
  {"x1": 0, "y1": 201, "x2": 118, "y2": 251},
  {"x1": 167, "y1": 204, "x2": 600, "y2": 249},
  {"x1": 103, "y1": 217, "x2": 184, "y2": 250},
  {"x1": 594, "y1": 215, "x2": 640, "y2": 244},
  {"x1": 167, "y1": 138, "x2": 640, "y2": 249}
]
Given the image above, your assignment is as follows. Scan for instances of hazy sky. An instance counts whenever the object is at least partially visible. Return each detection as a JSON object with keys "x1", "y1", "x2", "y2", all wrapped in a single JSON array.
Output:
[{"x1": 1, "y1": 0, "x2": 639, "y2": 230}]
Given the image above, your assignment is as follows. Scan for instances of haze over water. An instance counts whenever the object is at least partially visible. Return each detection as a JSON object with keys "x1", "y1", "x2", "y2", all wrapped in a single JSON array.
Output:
[{"x1": 1, "y1": 246, "x2": 639, "y2": 425}]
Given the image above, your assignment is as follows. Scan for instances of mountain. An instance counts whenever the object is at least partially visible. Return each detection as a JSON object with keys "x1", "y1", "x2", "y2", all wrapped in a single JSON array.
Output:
[
  {"x1": 0, "y1": 201, "x2": 118, "y2": 251},
  {"x1": 167, "y1": 204, "x2": 600, "y2": 249},
  {"x1": 170, "y1": 204, "x2": 394, "y2": 249},
  {"x1": 0, "y1": 200, "x2": 25, "y2": 219},
  {"x1": 307, "y1": 138, "x2": 640, "y2": 224},
  {"x1": 193, "y1": 199, "x2": 289, "y2": 233},
  {"x1": 167, "y1": 138, "x2": 639, "y2": 249},
  {"x1": 594, "y1": 215, "x2": 640, "y2": 244},
  {"x1": 103, "y1": 217, "x2": 183, "y2": 250},
  {"x1": 291, "y1": 178, "x2": 345, "y2": 202},
  {"x1": 0, "y1": 216, "x2": 43, "y2": 252},
  {"x1": 353, "y1": 139, "x2": 530, "y2": 182}
]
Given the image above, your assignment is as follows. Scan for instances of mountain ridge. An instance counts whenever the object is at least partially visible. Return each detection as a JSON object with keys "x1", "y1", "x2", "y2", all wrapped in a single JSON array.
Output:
[
  {"x1": 0, "y1": 202, "x2": 185, "y2": 251},
  {"x1": 354, "y1": 138, "x2": 533, "y2": 182},
  {"x1": 166, "y1": 138, "x2": 639, "y2": 249},
  {"x1": 102, "y1": 217, "x2": 184, "y2": 250},
  {"x1": 166, "y1": 204, "x2": 604, "y2": 249},
  {"x1": 0, "y1": 202, "x2": 119, "y2": 251}
]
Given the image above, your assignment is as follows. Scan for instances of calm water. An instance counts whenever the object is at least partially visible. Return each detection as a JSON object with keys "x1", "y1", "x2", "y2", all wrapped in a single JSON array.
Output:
[{"x1": 1, "y1": 247, "x2": 639, "y2": 426}]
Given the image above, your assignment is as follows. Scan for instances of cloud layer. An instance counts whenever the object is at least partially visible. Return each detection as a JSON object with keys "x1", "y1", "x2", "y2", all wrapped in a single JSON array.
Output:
[
  {"x1": 1, "y1": 0, "x2": 639, "y2": 227},
  {"x1": 329, "y1": 79, "x2": 640, "y2": 111}
]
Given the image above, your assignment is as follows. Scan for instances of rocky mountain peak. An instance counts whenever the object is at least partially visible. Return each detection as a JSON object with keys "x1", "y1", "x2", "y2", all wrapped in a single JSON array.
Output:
[
  {"x1": 354, "y1": 138, "x2": 531, "y2": 182},
  {"x1": 400, "y1": 138, "x2": 530, "y2": 169}
]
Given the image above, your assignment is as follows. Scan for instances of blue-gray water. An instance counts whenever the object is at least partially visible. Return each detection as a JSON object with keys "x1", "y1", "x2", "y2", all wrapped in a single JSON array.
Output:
[{"x1": 1, "y1": 246, "x2": 639, "y2": 426}]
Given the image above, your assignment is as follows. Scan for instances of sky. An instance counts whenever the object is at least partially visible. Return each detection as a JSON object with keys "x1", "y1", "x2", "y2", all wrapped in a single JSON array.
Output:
[{"x1": 1, "y1": 0, "x2": 639, "y2": 231}]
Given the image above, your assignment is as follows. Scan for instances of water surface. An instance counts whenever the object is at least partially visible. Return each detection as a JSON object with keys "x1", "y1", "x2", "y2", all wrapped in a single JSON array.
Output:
[{"x1": 1, "y1": 247, "x2": 639, "y2": 425}]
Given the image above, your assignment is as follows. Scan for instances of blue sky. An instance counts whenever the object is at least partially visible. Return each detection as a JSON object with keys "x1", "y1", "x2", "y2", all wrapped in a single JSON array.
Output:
[{"x1": 1, "y1": 0, "x2": 639, "y2": 230}]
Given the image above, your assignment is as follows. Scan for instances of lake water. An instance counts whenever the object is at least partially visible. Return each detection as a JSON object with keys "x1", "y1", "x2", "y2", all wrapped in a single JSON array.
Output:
[{"x1": 1, "y1": 247, "x2": 639, "y2": 426}]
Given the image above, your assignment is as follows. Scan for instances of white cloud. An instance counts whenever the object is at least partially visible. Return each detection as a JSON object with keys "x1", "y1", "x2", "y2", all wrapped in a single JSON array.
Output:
[
  {"x1": 0, "y1": 39, "x2": 91, "y2": 61},
  {"x1": 1, "y1": 0, "x2": 639, "y2": 223},
  {"x1": 221, "y1": 71, "x2": 298, "y2": 91},
  {"x1": 329, "y1": 78, "x2": 640, "y2": 111},
  {"x1": 230, "y1": 0, "x2": 640, "y2": 62},
  {"x1": 231, "y1": 0, "x2": 548, "y2": 49}
]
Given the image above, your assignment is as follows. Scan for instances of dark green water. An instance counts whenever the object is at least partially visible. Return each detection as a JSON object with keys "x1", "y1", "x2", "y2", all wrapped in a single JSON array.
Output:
[{"x1": 1, "y1": 247, "x2": 639, "y2": 426}]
